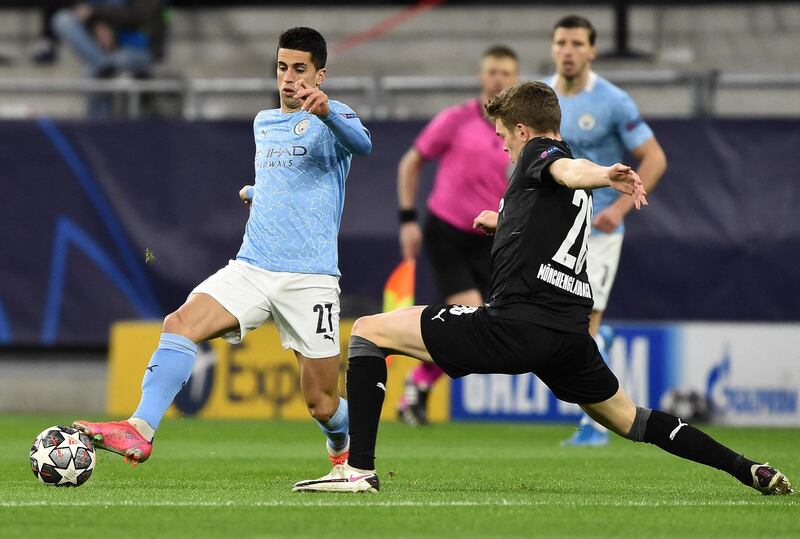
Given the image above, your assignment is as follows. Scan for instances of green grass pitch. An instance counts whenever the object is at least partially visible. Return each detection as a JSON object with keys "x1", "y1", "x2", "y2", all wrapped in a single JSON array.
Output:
[{"x1": 1, "y1": 415, "x2": 797, "y2": 538}]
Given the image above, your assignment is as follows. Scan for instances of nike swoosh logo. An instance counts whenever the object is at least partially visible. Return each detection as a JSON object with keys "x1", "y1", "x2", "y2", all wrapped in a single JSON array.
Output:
[
  {"x1": 376, "y1": 382, "x2": 386, "y2": 392},
  {"x1": 349, "y1": 473, "x2": 372, "y2": 482}
]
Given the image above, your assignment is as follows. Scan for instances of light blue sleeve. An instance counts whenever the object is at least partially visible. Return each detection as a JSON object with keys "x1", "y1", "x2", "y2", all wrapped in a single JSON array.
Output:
[
  {"x1": 613, "y1": 92, "x2": 654, "y2": 151},
  {"x1": 321, "y1": 102, "x2": 372, "y2": 156}
]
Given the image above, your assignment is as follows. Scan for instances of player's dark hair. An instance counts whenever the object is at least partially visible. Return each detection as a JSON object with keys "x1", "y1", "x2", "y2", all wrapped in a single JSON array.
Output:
[
  {"x1": 485, "y1": 81, "x2": 561, "y2": 135},
  {"x1": 277, "y1": 27, "x2": 327, "y2": 69},
  {"x1": 553, "y1": 14, "x2": 596, "y2": 46},
  {"x1": 482, "y1": 44, "x2": 518, "y2": 63}
]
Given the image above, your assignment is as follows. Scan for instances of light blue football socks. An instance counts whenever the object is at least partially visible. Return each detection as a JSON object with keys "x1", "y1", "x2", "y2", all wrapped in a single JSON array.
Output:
[
  {"x1": 318, "y1": 396, "x2": 349, "y2": 452},
  {"x1": 132, "y1": 333, "x2": 197, "y2": 431},
  {"x1": 131, "y1": 332, "x2": 348, "y2": 450}
]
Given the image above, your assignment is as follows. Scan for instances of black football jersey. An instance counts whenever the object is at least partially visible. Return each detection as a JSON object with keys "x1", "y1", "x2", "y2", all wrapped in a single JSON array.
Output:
[{"x1": 487, "y1": 137, "x2": 594, "y2": 334}]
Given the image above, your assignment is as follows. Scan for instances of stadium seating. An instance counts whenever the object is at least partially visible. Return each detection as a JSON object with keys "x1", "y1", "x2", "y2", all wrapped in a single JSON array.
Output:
[{"x1": 0, "y1": 4, "x2": 798, "y2": 118}]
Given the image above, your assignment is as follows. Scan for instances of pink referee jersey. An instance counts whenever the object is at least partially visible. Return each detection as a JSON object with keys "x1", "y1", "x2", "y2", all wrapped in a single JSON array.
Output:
[{"x1": 415, "y1": 98, "x2": 510, "y2": 234}]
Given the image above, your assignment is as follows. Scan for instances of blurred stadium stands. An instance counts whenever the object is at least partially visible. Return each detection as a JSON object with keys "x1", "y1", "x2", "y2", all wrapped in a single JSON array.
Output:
[{"x1": 0, "y1": 2, "x2": 798, "y2": 118}]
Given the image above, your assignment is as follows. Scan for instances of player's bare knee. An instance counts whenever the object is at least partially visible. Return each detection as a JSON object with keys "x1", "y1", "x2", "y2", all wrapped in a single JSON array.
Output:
[
  {"x1": 305, "y1": 394, "x2": 337, "y2": 422},
  {"x1": 308, "y1": 403, "x2": 336, "y2": 423},
  {"x1": 351, "y1": 315, "x2": 378, "y2": 340},
  {"x1": 162, "y1": 311, "x2": 192, "y2": 338}
]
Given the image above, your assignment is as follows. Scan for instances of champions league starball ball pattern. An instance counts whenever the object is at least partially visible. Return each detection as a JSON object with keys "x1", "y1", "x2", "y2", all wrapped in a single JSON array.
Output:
[{"x1": 30, "y1": 425, "x2": 96, "y2": 486}]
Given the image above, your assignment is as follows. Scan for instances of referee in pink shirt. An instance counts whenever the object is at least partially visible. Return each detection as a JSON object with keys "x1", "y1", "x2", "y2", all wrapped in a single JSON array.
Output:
[{"x1": 395, "y1": 45, "x2": 519, "y2": 425}]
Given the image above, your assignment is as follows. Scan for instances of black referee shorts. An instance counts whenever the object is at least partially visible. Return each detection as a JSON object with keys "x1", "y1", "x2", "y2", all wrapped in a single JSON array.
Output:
[
  {"x1": 423, "y1": 213, "x2": 493, "y2": 299},
  {"x1": 419, "y1": 304, "x2": 619, "y2": 404}
]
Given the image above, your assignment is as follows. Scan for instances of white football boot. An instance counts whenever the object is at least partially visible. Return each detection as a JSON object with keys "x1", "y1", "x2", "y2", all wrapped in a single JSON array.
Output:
[{"x1": 292, "y1": 463, "x2": 380, "y2": 493}]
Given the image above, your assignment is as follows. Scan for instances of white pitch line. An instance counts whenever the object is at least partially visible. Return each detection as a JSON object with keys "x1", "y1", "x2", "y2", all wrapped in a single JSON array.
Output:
[{"x1": 0, "y1": 499, "x2": 794, "y2": 509}]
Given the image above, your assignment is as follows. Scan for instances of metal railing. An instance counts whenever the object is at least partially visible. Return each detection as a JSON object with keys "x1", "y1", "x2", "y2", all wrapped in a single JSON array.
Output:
[{"x1": 0, "y1": 71, "x2": 797, "y2": 119}]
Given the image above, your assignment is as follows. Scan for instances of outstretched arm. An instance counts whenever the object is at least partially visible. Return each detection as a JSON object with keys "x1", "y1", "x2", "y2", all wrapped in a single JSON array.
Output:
[
  {"x1": 549, "y1": 159, "x2": 649, "y2": 210},
  {"x1": 295, "y1": 79, "x2": 372, "y2": 155},
  {"x1": 549, "y1": 158, "x2": 615, "y2": 190},
  {"x1": 320, "y1": 110, "x2": 372, "y2": 155}
]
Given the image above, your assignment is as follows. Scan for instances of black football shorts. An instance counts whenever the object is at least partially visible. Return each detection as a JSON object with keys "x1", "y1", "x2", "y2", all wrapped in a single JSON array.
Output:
[
  {"x1": 423, "y1": 213, "x2": 493, "y2": 300},
  {"x1": 419, "y1": 304, "x2": 619, "y2": 404}
]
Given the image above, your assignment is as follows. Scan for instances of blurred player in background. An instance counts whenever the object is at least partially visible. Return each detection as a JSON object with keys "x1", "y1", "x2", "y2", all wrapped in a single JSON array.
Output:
[
  {"x1": 293, "y1": 82, "x2": 791, "y2": 497},
  {"x1": 74, "y1": 27, "x2": 371, "y2": 467},
  {"x1": 395, "y1": 45, "x2": 519, "y2": 425},
  {"x1": 547, "y1": 15, "x2": 667, "y2": 446},
  {"x1": 51, "y1": 0, "x2": 167, "y2": 118}
]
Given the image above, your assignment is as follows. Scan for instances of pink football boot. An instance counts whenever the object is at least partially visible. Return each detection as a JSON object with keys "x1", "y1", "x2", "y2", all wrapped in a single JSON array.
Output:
[{"x1": 73, "y1": 420, "x2": 152, "y2": 465}]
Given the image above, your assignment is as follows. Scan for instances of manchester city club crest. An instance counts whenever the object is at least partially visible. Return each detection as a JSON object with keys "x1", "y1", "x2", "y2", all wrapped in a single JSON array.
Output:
[
  {"x1": 578, "y1": 113, "x2": 596, "y2": 131},
  {"x1": 294, "y1": 119, "x2": 310, "y2": 136}
]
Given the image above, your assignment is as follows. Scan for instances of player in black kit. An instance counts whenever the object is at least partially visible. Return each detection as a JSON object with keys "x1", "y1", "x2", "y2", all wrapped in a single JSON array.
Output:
[{"x1": 292, "y1": 81, "x2": 793, "y2": 496}]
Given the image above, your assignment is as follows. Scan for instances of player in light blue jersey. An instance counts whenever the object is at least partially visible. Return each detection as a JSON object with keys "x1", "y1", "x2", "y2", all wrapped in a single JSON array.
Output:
[
  {"x1": 237, "y1": 85, "x2": 369, "y2": 275},
  {"x1": 547, "y1": 15, "x2": 667, "y2": 446},
  {"x1": 74, "y1": 27, "x2": 371, "y2": 472}
]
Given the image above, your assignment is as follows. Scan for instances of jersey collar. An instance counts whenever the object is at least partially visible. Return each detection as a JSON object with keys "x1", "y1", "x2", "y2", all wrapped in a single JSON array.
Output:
[{"x1": 550, "y1": 70, "x2": 598, "y2": 95}]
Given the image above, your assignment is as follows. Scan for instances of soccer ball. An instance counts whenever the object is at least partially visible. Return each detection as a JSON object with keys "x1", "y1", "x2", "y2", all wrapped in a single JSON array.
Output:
[
  {"x1": 659, "y1": 387, "x2": 711, "y2": 423},
  {"x1": 29, "y1": 425, "x2": 96, "y2": 486}
]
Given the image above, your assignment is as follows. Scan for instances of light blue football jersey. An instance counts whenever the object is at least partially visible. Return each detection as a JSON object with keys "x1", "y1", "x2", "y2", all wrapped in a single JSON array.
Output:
[
  {"x1": 236, "y1": 100, "x2": 370, "y2": 276},
  {"x1": 547, "y1": 72, "x2": 653, "y2": 234}
]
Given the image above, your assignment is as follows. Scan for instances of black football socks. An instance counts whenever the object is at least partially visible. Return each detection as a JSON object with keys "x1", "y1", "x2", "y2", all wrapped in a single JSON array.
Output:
[
  {"x1": 632, "y1": 407, "x2": 757, "y2": 486},
  {"x1": 346, "y1": 336, "x2": 388, "y2": 471}
]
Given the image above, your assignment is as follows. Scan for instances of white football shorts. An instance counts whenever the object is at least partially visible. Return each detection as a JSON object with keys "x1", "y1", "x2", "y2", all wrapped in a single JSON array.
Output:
[
  {"x1": 190, "y1": 260, "x2": 340, "y2": 359},
  {"x1": 586, "y1": 233, "x2": 624, "y2": 312}
]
